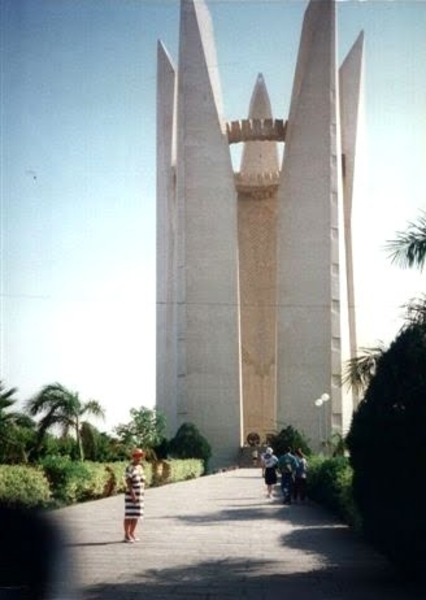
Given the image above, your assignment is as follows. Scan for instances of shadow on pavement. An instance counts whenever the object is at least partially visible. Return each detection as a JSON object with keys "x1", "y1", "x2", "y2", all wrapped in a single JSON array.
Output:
[
  {"x1": 82, "y1": 499, "x2": 426, "y2": 600},
  {"x1": 64, "y1": 479, "x2": 426, "y2": 600},
  {"x1": 83, "y1": 556, "x2": 425, "y2": 600},
  {"x1": 67, "y1": 541, "x2": 125, "y2": 548}
]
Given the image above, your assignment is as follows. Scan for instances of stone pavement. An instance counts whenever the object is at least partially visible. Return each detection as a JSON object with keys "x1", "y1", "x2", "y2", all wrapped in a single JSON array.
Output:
[{"x1": 55, "y1": 468, "x2": 424, "y2": 600}]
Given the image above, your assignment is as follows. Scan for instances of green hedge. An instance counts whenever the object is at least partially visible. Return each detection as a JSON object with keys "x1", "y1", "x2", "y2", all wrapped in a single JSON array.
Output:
[
  {"x1": 152, "y1": 459, "x2": 204, "y2": 485},
  {"x1": 39, "y1": 457, "x2": 153, "y2": 506},
  {"x1": 307, "y1": 456, "x2": 361, "y2": 529},
  {"x1": 0, "y1": 465, "x2": 51, "y2": 508},
  {"x1": 39, "y1": 456, "x2": 93, "y2": 505},
  {"x1": 0, "y1": 458, "x2": 202, "y2": 508}
]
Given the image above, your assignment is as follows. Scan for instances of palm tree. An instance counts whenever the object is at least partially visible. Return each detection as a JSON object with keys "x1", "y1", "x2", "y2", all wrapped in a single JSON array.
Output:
[
  {"x1": 0, "y1": 381, "x2": 36, "y2": 463},
  {"x1": 0, "y1": 380, "x2": 24, "y2": 423},
  {"x1": 344, "y1": 213, "x2": 426, "y2": 400},
  {"x1": 345, "y1": 213, "x2": 426, "y2": 396},
  {"x1": 342, "y1": 344, "x2": 386, "y2": 397},
  {"x1": 386, "y1": 211, "x2": 426, "y2": 271},
  {"x1": 26, "y1": 383, "x2": 105, "y2": 460},
  {"x1": 0, "y1": 391, "x2": 33, "y2": 427},
  {"x1": 343, "y1": 297, "x2": 426, "y2": 397}
]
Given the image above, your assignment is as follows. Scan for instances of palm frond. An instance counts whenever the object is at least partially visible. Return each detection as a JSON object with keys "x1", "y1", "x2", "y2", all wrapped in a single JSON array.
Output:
[
  {"x1": 81, "y1": 400, "x2": 105, "y2": 420},
  {"x1": 401, "y1": 295, "x2": 426, "y2": 327},
  {"x1": 386, "y1": 212, "x2": 426, "y2": 271},
  {"x1": 342, "y1": 344, "x2": 386, "y2": 395},
  {"x1": 26, "y1": 382, "x2": 69, "y2": 416},
  {"x1": 0, "y1": 396, "x2": 16, "y2": 413},
  {"x1": 0, "y1": 382, "x2": 18, "y2": 402},
  {"x1": 26, "y1": 382, "x2": 105, "y2": 450}
]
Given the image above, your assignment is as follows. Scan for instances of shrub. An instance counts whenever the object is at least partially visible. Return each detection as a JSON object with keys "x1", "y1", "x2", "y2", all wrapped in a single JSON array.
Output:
[
  {"x1": 152, "y1": 437, "x2": 170, "y2": 460},
  {"x1": 267, "y1": 424, "x2": 311, "y2": 456},
  {"x1": 151, "y1": 459, "x2": 204, "y2": 485},
  {"x1": 0, "y1": 465, "x2": 51, "y2": 508},
  {"x1": 0, "y1": 456, "x2": 205, "y2": 508},
  {"x1": 39, "y1": 456, "x2": 93, "y2": 505},
  {"x1": 307, "y1": 456, "x2": 360, "y2": 527},
  {"x1": 104, "y1": 460, "x2": 153, "y2": 490},
  {"x1": 346, "y1": 323, "x2": 426, "y2": 577},
  {"x1": 39, "y1": 456, "x2": 150, "y2": 505},
  {"x1": 168, "y1": 423, "x2": 211, "y2": 468}
]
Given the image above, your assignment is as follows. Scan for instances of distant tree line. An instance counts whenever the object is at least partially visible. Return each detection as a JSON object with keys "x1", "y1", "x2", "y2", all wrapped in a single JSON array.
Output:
[{"x1": 0, "y1": 381, "x2": 211, "y2": 468}]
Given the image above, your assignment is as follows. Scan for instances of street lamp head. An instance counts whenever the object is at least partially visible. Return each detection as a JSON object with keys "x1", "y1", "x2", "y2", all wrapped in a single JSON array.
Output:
[
  {"x1": 321, "y1": 393, "x2": 330, "y2": 402},
  {"x1": 315, "y1": 398, "x2": 323, "y2": 407}
]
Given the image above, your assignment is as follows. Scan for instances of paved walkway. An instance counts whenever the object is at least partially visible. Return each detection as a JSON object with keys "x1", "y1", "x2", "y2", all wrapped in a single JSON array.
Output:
[{"x1": 55, "y1": 469, "x2": 423, "y2": 600}]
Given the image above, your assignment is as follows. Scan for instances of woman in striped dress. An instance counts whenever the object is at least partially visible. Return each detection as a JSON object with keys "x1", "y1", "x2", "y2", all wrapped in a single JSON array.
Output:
[{"x1": 123, "y1": 448, "x2": 146, "y2": 543}]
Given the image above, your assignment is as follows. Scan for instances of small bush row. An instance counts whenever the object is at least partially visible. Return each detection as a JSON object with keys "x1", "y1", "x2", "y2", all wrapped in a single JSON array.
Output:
[
  {"x1": 0, "y1": 457, "x2": 204, "y2": 509},
  {"x1": 307, "y1": 456, "x2": 362, "y2": 530},
  {"x1": 0, "y1": 454, "x2": 358, "y2": 526},
  {"x1": 0, "y1": 465, "x2": 52, "y2": 508},
  {"x1": 152, "y1": 459, "x2": 204, "y2": 485}
]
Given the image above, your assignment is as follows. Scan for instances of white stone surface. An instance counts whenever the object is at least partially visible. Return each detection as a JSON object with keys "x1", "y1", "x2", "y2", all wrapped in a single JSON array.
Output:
[
  {"x1": 156, "y1": 41, "x2": 178, "y2": 436},
  {"x1": 339, "y1": 32, "x2": 365, "y2": 416},
  {"x1": 175, "y1": 0, "x2": 242, "y2": 467},
  {"x1": 276, "y1": 0, "x2": 343, "y2": 448}
]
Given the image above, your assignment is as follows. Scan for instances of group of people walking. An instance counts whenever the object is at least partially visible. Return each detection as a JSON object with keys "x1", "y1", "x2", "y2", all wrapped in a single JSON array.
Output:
[{"x1": 261, "y1": 445, "x2": 308, "y2": 504}]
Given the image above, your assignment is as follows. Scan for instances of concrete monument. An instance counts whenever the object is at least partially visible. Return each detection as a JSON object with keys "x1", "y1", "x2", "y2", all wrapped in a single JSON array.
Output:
[{"x1": 156, "y1": 0, "x2": 364, "y2": 467}]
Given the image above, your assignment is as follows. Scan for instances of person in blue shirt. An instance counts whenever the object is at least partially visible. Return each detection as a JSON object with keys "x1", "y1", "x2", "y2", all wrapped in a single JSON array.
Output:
[
  {"x1": 277, "y1": 446, "x2": 298, "y2": 504},
  {"x1": 293, "y1": 448, "x2": 308, "y2": 503}
]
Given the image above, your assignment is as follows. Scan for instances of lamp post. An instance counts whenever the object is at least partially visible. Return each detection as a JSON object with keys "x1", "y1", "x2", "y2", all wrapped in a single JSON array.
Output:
[
  {"x1": 314, "y1": 397, "x2": 323, "y2": 448},
  {"x1": 314, "y1": 393, "x2": 330, "y2": 454},
  {"x1": 321, "y1": 393, "x2": 330, "y2": 450}
]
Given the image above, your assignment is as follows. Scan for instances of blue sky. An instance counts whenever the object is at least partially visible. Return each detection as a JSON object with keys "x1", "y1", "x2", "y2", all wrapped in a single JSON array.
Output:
[{"x1": 1, "y1": 0, "x2": 425, "y2": 432}]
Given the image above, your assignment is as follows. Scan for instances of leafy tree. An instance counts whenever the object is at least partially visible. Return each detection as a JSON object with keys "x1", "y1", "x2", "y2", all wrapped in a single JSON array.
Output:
[
  {"x1": 114, "y1": 406, "x2": 166, "y2": 458},
  {"x1": 80, "y1": 422, "x2": 98, "y2": 461},
  {"x1": 0, "y1": 422, "x2": 38, "y2": 464},
  {"x1": 168, "y1": 422, "x2": 211, "y2": 467},
  {"x1": 36, "y1": 432, "x2": 79, "y2": 461},
  {"x1": 77, "y1": 424, "x2": 127, "y2": 462},
  {"x1": 343, "y1": 213, "x2": 426, "y2": 577},
  {"x1": 96, "y1": 432, "x2": 129, "y2": 462},
  {"x1": 346, "y1": 321, "x2": 426, "y2": 578},
  {"x1": 26, "y1": 383, "x2": 105, "y2": 461}
]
